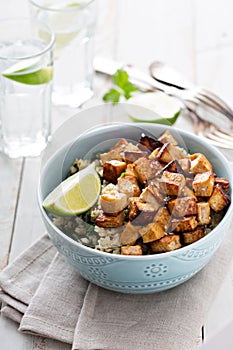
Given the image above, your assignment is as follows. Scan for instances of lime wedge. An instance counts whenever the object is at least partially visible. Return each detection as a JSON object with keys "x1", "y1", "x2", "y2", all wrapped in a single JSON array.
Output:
[
  {"x1": 127, "y1": 91, "x2": 182, "y2": 125},
  {"x1": 43, "y1": 162, "x2": 101, "y2": 216},
  {"x1": 2, "y1": 66, "x2": 53, "y2": 85},
  {"x1": 67, "y1": 2, "x2": 80, "y2": 6}
]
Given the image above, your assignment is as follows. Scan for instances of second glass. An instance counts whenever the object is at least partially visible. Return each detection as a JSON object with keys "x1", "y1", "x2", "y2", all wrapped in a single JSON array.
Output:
[{"x1": 29, "y1": 0, "x2": 97, "y2": 108}]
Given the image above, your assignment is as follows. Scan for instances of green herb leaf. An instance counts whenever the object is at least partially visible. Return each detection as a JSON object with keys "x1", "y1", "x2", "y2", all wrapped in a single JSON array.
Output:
[
  {"x1": 122, "y1": 81, "x2": 138, "y2": 99},
  {"x1": 102, "y1": 69, "x2": 138, "y2": 104},
  {"x1": 102, "y1": 88, "x2": 121, "y2": 104},
  {"x1": 112, "y1": 69, "x2": 129, "y2": 88}
]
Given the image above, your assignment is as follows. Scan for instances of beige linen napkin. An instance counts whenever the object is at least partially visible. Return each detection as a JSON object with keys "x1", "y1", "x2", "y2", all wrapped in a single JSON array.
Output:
[{"x1": 0, "y1": 223, "x2": 233, "y2": 350}]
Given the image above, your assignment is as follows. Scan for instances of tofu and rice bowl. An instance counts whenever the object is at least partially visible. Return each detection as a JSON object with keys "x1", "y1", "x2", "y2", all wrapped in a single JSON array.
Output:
[{"x1": 43, "y1": 129, "x2": 231, "y2": 256}]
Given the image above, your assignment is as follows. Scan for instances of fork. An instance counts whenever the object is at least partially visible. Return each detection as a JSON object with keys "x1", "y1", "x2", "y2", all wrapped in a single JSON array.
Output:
[{"x1": 184, "y1": 105, "x2": 233, "y2": 149}]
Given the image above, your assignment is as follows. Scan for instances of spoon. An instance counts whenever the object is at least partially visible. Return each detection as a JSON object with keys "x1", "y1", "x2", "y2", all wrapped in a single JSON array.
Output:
[
  {"x1": 149, "y1": 61, "x2": 191, "y2": 90},
  {"x1": 149, "y1": 60, "x2": 233, "y2": 123}
]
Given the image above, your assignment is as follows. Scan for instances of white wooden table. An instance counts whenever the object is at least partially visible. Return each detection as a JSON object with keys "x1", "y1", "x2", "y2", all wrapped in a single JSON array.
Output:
[{"x1": 0, "y1": 0, "x2": 233, "y2": 349}]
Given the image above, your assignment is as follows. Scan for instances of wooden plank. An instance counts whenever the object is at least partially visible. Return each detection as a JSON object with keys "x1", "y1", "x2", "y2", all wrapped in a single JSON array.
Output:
[
  {"x1": 204, "y1": 270, "x2": 233, "y2": 340},
  {"x1": 8, "y1": 157, "x2": 45, "y2": 261},
  {"x1": 0, "y1": 316, "x2": 33, "y2": 350},
  {"x1": 0, "y1": 155, "x2": 23, "y2": 268}
]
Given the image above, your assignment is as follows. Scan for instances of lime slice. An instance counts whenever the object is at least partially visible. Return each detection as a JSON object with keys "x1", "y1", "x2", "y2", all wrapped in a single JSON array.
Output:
[
  {"x1": 127, "y1": 91, "x2": 182, "y2": 125},
  {"x1": 67, "y1": 2, "x2": 80, "y2": 6},
  {"x1": 43, "y1": 162, "x2": 101, "y2": 216},
  {"x1": 2, "y1": 66, "x2": 53, "y2": 85}
]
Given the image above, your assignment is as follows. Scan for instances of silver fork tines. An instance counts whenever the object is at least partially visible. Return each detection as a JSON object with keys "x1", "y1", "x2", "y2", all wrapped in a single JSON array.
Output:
[{"x1": 188, "y1": 109, "x2": 233, "y2": 149}]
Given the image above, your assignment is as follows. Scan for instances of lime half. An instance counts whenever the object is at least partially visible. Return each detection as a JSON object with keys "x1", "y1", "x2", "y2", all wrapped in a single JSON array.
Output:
[
  {"x1": 127, "y1": 91, "x2": 182, "y2": 125},
  {"x1": 43, "y1": 162, "x2": 101, "y2": 216},
  {"x1": 2, "y1": 65, "x2": 53, "y2": 85}
]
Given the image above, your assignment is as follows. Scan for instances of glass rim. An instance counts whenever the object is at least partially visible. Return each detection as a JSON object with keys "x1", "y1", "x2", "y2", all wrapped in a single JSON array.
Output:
[
  {"x1": 0, "y1": 17, "x2": 55, "y2": 60},
  {"x1": 28, "y1": 0, "x2": 95, "y2": 12}
]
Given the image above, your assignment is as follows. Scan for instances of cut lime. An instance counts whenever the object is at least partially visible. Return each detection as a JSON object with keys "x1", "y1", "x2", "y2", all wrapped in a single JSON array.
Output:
[
  {"x1": 67, "y1": 2, "x2": 80, "y2": 6},
  {"x1": 2, "y1": 66, "x2": 53, "y2": 85},
  {"x1": 43, "y1": 162, "x2": 101, "y2": 216},
  {"x1": 127, "y1": 91, "x2": 182, "y2": 125}
]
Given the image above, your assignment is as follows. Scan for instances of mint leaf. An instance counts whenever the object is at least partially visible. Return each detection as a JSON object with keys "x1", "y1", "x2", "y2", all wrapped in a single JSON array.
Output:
[
  {"x1": 102, "y1": 88, "x2": 121, "y2": 104},
  {"x1": 112, "y1": 70, "x2": 129, "y2": 88},
  {"x1": 122, "y1": 81, "x2": 138, "y2": 99},
  {"x1": 102, "y1": 69, "x2": 138, "y2": 104}
]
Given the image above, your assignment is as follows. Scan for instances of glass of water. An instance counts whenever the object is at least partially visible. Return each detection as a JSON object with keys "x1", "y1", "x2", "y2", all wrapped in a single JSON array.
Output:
[
  {"x1": 29, "y1": 0, "x2": 97, "y2": 108},
  {"x1": 0, "y1": 18, "x2": 55, "y2": 158}
]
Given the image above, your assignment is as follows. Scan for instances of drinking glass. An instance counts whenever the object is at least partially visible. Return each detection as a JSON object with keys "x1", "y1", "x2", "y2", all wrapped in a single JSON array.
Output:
[
  {"x1": 0, "y1": 18, "x2": 55, "y2": 158},
  {"x1": 29, "y1": 0, "x2": 97, "y2": 108}
]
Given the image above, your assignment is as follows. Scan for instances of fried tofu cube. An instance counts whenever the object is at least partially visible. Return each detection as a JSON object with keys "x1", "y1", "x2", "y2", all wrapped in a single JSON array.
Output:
[
  {"x1": 181, "y1": 186, "x2": 197, "y2": 199},
  {"x1": 128, "y1": 197, "x2": 141, "y2": 221},
  {"x1": 150, "y1": 235, "x2": 182, "y2": 252},
  {"x1": 100, "y1": 139, "x2": 140, "y2": 164},
  {"x1": 197, "y1": 202, "x2": 211, "y2": 225},
  {"x1": 159, "y1": 171, "x2": 186, "y2": 196},
  {"x1": 214, "y1": 177, "x2": 230, "y2": 193},
  {"x1": 137, "y1": 134, "x2": 163, "y2": 152},
  {"x1": 140, "y1": 183, "x2": 164, "y2": 210},
  {"x1": 156, "y1": 143, "x2": 187, "y2": 163},
  {"x1": 192, "y1": 171, "x2": 214, "y2": 197},
  {"x1": 112, "y1": 138, "x2": 130, "y2": 149},
  {"x1": 125, "y1": 163, "x2": 138, "y2": 177},
  {"x1": 134, "y1": 157, "x2": 162, "y2": 184},
  {"x1": 117, "y1": 175, "x2": 141, "y2": 198},
  {"x1": 168, "y1": 197, "x2": 197, "y2": 217},
  {"x1": 123, "y1": 142, "x2": 141, "y2": 153},
  {"x1": 159, "y1": 159, "x2": 178, "y2": 173},
  {"x1": 140, "y1": 222, "x2": 165, "y2": 243},
  {"x1": 208, "y1": 184, "x2": 230, "y2": 212},
  {"x1": 121, "y1": 245, "x2": 143, "y2": 255},
  {"x1": 148, "y1": 147, "x2": 161, "y2": 160},
  {"x1": 178, "y1": 158, "x2": 191, "y2": 174},
  {"x1": 186, "y1": 177, "x2": 194, "y2": 189},
  {"x1": 103, "y1": 160, "x2": 126, "y2": 183},
  {"x1": 100, "y1": 138, "x2": 128, "y2": 163},
  {"x1": 154, "y1": 207, "x2": 171, "y2": 231},
  {"x1": 100, "y1": 189, "x2": 128, "y2": 214},
  {"x1": 158, "y1": 130, "x2": 178, "y2": 145},
  {"x1": 157, "y1": 158, "x2": 190, "y2": 176},
  {"x1": 128, "y1": 199, "x2": 156, "y2": 225},
  {"x1": 189, "y1": 153, "x2": 213, "y2": 174},
  {"x1": 96, "y1": 210, "x2": 125, "y2": 228},
  {"x1": 100, "y1": 149, "x2": 124, "y2": 164},
  {"x1": 171, "y1": 216, "x2": 198, "y2": 232},
  {"x1": 120, "y1": 222, "x2": 140, "y2": 245},
  {"x1": 183, "y1": 227, "x2": 205, "y2": 245},
  {"x1": 124, "y1": 151, "x2": 148, "y2": 163}
]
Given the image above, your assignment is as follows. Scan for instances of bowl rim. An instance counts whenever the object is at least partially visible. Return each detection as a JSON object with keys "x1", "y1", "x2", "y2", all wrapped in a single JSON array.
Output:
[{"x1": 38, "y1": 121, "x2": 233, "y2": 260}]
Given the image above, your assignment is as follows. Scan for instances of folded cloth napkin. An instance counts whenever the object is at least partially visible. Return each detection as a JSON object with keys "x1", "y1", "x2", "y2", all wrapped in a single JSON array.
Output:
[{"x1": 0, "y1": 221, "x2": 233, "y2": 350}]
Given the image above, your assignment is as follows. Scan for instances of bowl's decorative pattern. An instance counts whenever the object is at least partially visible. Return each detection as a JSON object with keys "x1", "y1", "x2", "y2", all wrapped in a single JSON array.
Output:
[
  {"x1": 51, "y1": 233, "x2": 118, "y2": 266},
  {"x1": 173, "y1": 238, "x2": 223, "y2": 261},
  {"x1": 79, "y1": 266, "x2": 205, "y2": 293},
  {"x1": 144, "y1": 263, "x2": 168, "y2": 278}
]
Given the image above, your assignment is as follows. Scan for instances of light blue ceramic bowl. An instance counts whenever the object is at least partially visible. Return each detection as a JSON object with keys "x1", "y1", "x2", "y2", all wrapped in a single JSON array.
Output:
[{"x1": 38, "y1": 116, "x2": 233, "y2": 294}]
